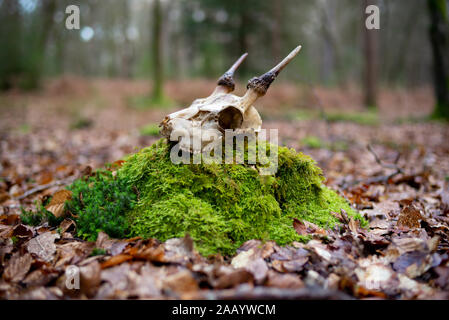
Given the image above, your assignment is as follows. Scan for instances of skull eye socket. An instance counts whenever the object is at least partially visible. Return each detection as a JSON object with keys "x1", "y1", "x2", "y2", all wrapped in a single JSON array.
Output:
[{"x1": 218, "y1": 106, "x2": 244, "y2": 130}]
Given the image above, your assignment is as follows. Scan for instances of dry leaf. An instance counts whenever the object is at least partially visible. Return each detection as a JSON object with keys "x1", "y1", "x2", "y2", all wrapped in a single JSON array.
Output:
[
  {"x1": 45, "y1": 190, "x2": 72, "y2": 218},
  {"x1": 100, "y1": 254, "x2": 133, "y2": 269},
  {"x1": 3, "y1": 252, "x2": 33, "y2": 282},
  {"x1": 397, "y1": 205, "x2": 423, "y2": 230},
  {"x1": 163, "y1": 270, "x2": 199, "y2": 295},
  {"x1": 26, "y1": 232, "x2": 60, "y2": 262}
]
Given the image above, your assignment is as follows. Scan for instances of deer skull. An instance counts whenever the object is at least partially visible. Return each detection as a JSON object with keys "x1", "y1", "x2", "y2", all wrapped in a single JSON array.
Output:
[{"x1": 160, "y1": 45, "x2": 302, "y2": 154}]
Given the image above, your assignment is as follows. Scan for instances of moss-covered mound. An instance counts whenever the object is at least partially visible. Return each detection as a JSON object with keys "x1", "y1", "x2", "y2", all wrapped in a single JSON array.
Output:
[{"x1": 65, "y1": 139, "x2": 364, "y2": 256}]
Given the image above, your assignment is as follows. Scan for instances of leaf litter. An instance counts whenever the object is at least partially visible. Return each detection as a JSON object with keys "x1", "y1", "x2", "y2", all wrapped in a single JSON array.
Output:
[{"x1": 1, "y1": 101, "x2": 449, "y2": 300}]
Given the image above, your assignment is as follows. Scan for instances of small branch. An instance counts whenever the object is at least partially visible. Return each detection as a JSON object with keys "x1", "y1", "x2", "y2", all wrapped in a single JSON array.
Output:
[
  {"x1": 367, "y1": 144, "x2": 402, "y2": 171},
  {"x1": 340, "y1": 145, "x2": 404, "y2": 190},
  {"x1": 14, "y1": 177, "x2": 76, "y2": 201}
]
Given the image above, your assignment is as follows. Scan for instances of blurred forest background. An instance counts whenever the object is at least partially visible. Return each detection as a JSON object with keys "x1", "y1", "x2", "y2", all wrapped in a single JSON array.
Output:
[
  {"x1": 0, "y1": 0, "x2": 448, "y2": 135},
  {"x1": 2, "y1": 0, "x2": 449, "y2": 301},
  {"x1": 1, "y1": 0, "x2": 448, "y2": 110}
]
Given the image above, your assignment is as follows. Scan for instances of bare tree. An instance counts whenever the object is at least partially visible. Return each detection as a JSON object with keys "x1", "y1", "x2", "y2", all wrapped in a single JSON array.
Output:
[
  {"x1": 428, "y1": 0, "x2": 449, "y2": 118},
  {"x1": 363, "y1": 0, "x2": 379, "y2": 108},
  {"x1": 152, "y1": 0, "x2": 164, "y2": 101},
  {"x1": 271, "y1": 0, "x2": 282, "y2": 61}
]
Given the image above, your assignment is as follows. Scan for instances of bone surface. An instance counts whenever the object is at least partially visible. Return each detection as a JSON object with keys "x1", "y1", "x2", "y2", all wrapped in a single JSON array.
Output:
[{"x1": 160, "y1": 45, "x2": 302, "y2": 154}]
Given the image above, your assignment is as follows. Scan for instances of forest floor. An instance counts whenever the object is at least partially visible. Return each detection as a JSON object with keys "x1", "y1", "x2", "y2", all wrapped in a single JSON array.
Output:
[{"x1": 0, "y1": 77, "x2": 448, "y2": 299}]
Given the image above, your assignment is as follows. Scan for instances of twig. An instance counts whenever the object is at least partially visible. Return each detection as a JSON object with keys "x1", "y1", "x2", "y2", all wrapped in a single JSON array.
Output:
[
  {"x1": 340, "y1": 145, "x2": 404, "y2": 190},
  {"x1": 367, "y1": 144, "x2": 402, "y2": 170},
  {"x1": 14, "y1": 177, "x2": 76, "y2": 201}
]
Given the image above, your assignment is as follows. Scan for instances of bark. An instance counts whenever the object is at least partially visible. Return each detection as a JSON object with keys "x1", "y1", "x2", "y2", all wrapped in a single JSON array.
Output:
[
  {"x1": 152, "y1": 0, "x2": 164, "y2": 101},
  {"x1": 271, "y1": 0, "x2": 282, "y2": 62},
  {"x1": 428, "y1": 0, "x2": 449, "y2": 118},
  {"x1": 363, "y1": 0, "x2": 379, "y2": 108},
  {"x1": 0, "y1": 0, "x2": 22, "y2": 90}
]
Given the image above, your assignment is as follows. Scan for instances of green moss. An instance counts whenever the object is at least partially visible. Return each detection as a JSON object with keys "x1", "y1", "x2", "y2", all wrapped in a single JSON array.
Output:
[
  {"x1": 20, "y1": 201, "x2": 64, "y2": 227},
  {"x1": 114, "y1": 139, "x2": 363, "y2": 256},
  {"x1": 62, "y1": 138, "x2": 364, "y2": 256},
  {"x1": 139, "y1": 123, "x2": 161, "y2": 136},
  {"x1": 301, "y1": 135, "x2": 324, "y2": 149},
  {"x1": 65, "y1": 170, "x2": 137, "y2": 241}
]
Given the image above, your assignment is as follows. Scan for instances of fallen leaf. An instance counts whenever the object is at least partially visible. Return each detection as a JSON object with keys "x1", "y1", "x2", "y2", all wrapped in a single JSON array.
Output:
[
  {"x1": 38, "y1": 171, "x2": 53, "y2": 185},
  {"x1": 397, "y1": 205, "x2": 423, "y2": 230},
  {"x1": 13, "y1": 224, "x2": 34, "y2": 239},
  {"x1": 3, "y1": 252, "x2": 33, "y2": 282},
  {"x1": 265, "y1": 270, "x2": 304, "y2": 289},
  {"x1": 212, "y1": 265, "x2": 254, "y2": 289},
  {"x1": 59, "y1": 219, "x2": 76, "y2": 234},
  {"x1": 45, "y1": 189, "x2": 72, "y2": 218},
  {"x1": 100, "y1": 254, "x2": 133, "y2": 269},
  {"x1": 293, "y1": 218, "x2": 327, "y2": 236},
  {"x1": 26, "y1": 232, "x2": 60, "y2": 262},
  {"x1": 162, "y1": 235, "x2": 195, "y2": 264},
  {"x1": 163, "y1": 270, "x2": 199, "y2": 295},
  {"x1": 393, "y1": 251, "x2": 432, "y2": 278},
  {"x1": 79, "y1": 261, "x2": 101, "y2": 297}
]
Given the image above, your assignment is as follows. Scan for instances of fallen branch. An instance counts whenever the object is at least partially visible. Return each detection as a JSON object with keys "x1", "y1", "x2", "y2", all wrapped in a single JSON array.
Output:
[
  {"x1": 341, "y1": 145, "x2": 404, "y2": 190},
  {"x1": 15, "y1": 177, "x2": 76, "y2": 201}
]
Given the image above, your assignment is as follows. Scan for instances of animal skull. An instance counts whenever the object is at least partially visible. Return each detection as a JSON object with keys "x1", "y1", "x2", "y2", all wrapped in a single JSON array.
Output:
[{"x1": 160, "y1": 45, "x2": 302, "y2": 154}]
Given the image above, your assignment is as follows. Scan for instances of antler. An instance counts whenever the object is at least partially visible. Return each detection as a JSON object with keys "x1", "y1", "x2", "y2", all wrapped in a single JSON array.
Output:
[
  {"x1": 213, "y1": 53, "x2": 248, "y2": 94},
  {"x1": 240, "y1": 45, "x2": 301, "y2": 110}
]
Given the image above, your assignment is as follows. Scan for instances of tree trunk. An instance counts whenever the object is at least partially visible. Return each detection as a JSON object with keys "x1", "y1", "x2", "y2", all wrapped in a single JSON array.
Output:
[
  {"x1": 363, "y1": 0, "x2": 379, "y2": 109},
  {"x1": 237, "y1": 9, "x2": 249, "y2": 76},
  {"x1": 0, "y1": 0, "x2": 22, "y2": 90},
  {"x1": 271, "y1": 0, "x2": 282, "y2": 62},
  {"x1": 152, "y1": 0, "x2": 164, "y2": 101},
  {"x1": 428, "y1": 0, "x2": 449, "y2": 118}
]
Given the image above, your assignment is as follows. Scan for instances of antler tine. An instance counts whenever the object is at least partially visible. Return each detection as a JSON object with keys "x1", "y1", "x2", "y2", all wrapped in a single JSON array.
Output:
[
  {"x1": 247, "y1": 45, "x2": 301, "y2": 96},
  {"x1": 214, "y1": 53, "x2": 248, "y2": 94}
]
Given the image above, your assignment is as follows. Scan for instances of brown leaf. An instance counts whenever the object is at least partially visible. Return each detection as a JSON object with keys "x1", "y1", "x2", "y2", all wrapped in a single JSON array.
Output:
[
  {"x1": 3, "y1": 252, "x2": 33, "y2": 282},
  {"x1": 59, "y1": 219, "x2": 76, "y2": 234},
  {"x1": 127, "y1": 266, "x2": 161, "y2": 298},
  {"x1": 131, "y1": 245, "x2": 165, "y2": 262},
  {"x1": 293, "y1": 218, "x2": 308, "y2": 235},
  {"x1": 45, "y1": 190, "x2": 72, "y2": 218},
  {"x1": 282, "y1": 257, "x2": 309, "y2": 273},
  {"x1": 23, "y1": 266, "x2": 59, "y2": 287},
  {"x1": 330, "y1": 211, "x2": 344, "y2": 223},
  {"x1": 54, "y1": 241, "x2": 94, "y2": 267},
  {"x1": 100, "y1": 254, "x2": 133, "y2": 269},
  {"x1": 38, "y1": 171, "x2": 53, "y2": 185},
  {"x1": 163, "y1": 270, "x2": 199, "y2": 296},
  {"x1": 213, "y1": 268, "x2": 254, "y2": 289},
  {"x1": 162, "y1": 235, "x2": 195, "y2": 264},
  {"x1": 79, "y1": 261, "x2": 101, "y2": 297},
  {"x1": 0, "y1": 225, "x2": 13, "y2": 239},
  {"x1": 231, "y1": 248, "x2": 268, "y2": 283},
  {"x1": 397, "y1": 205, "x2": 423, "y2": 230},
  {"x1": 13, "y1": 224, "x2": 34, "y2": 239},
  {"x1": 0, "y1": 214, "x2": 19, "y2": 226},
  {"x1": 393, "y1": 251, "x2": 432, "y2": 278},
  {"x1": 348, "y1": 217, "x2": 360, "y2": 235},
  {"x1": 26, "y1": 232, "x2": 60, "y2": 262},
  {"x1": 293, "y1": 218, "x2": 327, "y2": 236},
  {"x1": 266, "y1": 270, "x2": 304, "y2": 289}
]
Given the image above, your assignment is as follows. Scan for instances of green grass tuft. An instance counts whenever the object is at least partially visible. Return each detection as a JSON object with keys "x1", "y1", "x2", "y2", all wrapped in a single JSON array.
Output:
[
  {"x1": 139, "y1": 123, "x2": 161, "y2": 136},
  {"x1": 324, "y1": 110, "x2": 379, "y2": 125},
  {"x1": 65, "y1": 170, "x2": 137, "y2": 241}
]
